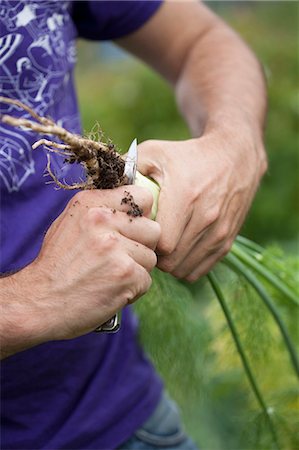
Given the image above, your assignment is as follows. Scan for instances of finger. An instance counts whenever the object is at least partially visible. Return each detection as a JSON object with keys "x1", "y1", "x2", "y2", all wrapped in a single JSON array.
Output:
[
  {"x1": 156, "y1": 215, "x2": 213, "y2": 273},
  {"x1": 127, "y1": 262, "x2": 153, "y2": 304},
  {"x1": 90, "y1": 259, "x2": 152, "y2": 325},
  {"x1": 168, "y1": 188, "x2": 249, "y2": 276},
  {"x1": 69, "y1": 185, "x2": 154, "y2": 218},
  {"x1": 155, "y1": 185, "x2": 193, "y2": 256},
  {"x1": 86, "y1": 207, "x2": 161, "y2": 250},
  {"x1": 169, "y1": 231, "x2": 234, "y2": 280},
  {"x1": 184, "y1": 249, "x2": 227, "y2": 282},
  {"x1": 117, "y1": 234, "x2": 158, "y2": 273}
]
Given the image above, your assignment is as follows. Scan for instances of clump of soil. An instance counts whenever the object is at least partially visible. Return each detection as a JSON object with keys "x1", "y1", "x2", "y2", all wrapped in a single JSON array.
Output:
[
  {"x1": 0, "y1": 96, "x2": 127, "y2": 191},
  {"x1": 121, "y1": 191, "x2": 143, "y2": 217},
  {"x1": 65, "y1": 143, "x2": 126, "y2": 190}
]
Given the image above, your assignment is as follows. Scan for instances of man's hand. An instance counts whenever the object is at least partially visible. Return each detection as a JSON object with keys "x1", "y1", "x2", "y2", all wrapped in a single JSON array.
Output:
[
  {"x1": 1, "y1": 186, "x2": 160, "y2": 358},
  {"x1": 137, "y1": 126, "x2": 267, "y2": 281}
]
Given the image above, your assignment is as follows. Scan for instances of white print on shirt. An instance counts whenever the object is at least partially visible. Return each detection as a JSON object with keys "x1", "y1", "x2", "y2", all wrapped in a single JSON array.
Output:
[
  {"x1": 0, "y1": 1, "x2": 78, "y2": 193},
  {"x1": 0, "y1": 125, "x2": 35, "y2": 193}
]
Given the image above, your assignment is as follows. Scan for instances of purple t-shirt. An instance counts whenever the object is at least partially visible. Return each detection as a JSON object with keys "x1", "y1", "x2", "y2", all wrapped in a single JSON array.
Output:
[{"x1": 0, "y1": 1, "x2": 163, "y2": 449}]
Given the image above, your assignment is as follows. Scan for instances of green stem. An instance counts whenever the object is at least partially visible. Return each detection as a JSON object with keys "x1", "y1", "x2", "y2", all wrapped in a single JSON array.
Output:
[
  {"x1": 235, "y1": 237, "x2": 264, "y2": 260},
  {"x1": 236, "y1": 235, "x2": 265, "y2": 254},
  {"x1": 231, "y1": 243, "x2": 299, "y2": 307},
  {"x1": 223, "y1": 253, "x2": 299, "y2": 379},
  {"x1": 207, "y1": 271, "x2": 280, "y2": 450}
]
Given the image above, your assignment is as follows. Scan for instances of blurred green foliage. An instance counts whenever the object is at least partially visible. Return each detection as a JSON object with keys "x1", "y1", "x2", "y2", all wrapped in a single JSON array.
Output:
[
  {"x1": 217, "y1": 2, "x2": 299, "y2": 247},
  {"x1": 75, "y1": 2, "x2": 298, "y2": 449},
  {"x1": 135, "y1": 248, "x2": 299, "y2": 450}
]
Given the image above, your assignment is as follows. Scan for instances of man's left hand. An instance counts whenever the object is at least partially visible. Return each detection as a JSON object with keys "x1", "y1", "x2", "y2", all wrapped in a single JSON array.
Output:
[{"x1": 137, "y1": 128, "x2": 267, "y2": 281}]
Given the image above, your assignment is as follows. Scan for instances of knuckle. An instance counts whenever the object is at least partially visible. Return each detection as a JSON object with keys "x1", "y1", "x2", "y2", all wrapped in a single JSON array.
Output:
[
  {"x1": 136, "y1": 186, "x2": 154, "y2": 211},
  {"x1": 216, "y1": 224, "x2": 230, "y2": 243},
  {"x1": 183, "y1": 186, "x2": 198, "y2": 203},
  {"x1": 186, "y1": 266, "x2": 212, "y2": 281},
  {"x1": 85, "y1": 207, "x2": 111, "y2": 227},
  {"x1": 79, "y1": 207, "x2": 112, "y2": 235},
  {"x1": 152, "y1": 220, "x2": 162, "y2": 237},
  {"x1": 147, "y1": 250, "x2": 158, "y2": 270},
  {"x1": 185, "y1": 273, "x2": 199, "y2": 283},
  {"x1": 127, "y1": 272, "x2": 152, "y2": 305},
  {"x1": 172, "y1": 268, "x2": 184, "y2": 279},
  {"x1": 117, "y1": 257, "x2": 135, "y2": 280},
  {"x1": 97, "y1": 231, "x2": 119, "y2": 252},
  {"x1": 143, "y1": 219, "x2": 161, "y2": 246},
  {"x1": 221, "y1": 239, "x2": 234, "y2": 257},
  {"x1": 142, "y1": 217, "x2": 161, "y2": 240},
  {"x1": 158, "y1": 239, "x2": 176, "y2": 256},
  {"x1": 157, "y1": 256, "x2": 175, "y2": 273},
  {"x1": 122, "y1": 288, "x2": 135, "y2": 305},
  {"x1": 205, "y1": 207, "x2": 221, "y2": 227},
  {"x1": 139, "y1": 272, "x2": 152, "y2": 296},
  {"x1": 143, "y1": 273, "x2": 152, "y2": 293},
  {"x1": 259, "y1": 153, "x2": 268, "y2": 177}
]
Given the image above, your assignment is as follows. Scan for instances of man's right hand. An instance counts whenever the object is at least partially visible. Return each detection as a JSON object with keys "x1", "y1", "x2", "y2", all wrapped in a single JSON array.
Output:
[{"x1": 1, "y1": 186, "x2": 160, "y2": 358}]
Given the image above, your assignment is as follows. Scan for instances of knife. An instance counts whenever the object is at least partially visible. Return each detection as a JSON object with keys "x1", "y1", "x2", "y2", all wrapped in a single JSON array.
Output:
[{"x1": 94, "y1": 138, "x2": 138, "y2": 333}]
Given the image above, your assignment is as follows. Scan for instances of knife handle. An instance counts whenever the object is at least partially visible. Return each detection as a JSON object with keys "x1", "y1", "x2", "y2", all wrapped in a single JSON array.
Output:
[{"x1": 94, "y1": 311, "x2": 121, "y2": 333}]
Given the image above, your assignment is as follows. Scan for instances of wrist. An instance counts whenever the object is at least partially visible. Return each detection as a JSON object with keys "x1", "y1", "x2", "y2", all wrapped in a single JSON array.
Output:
[
  {"x1": 1, "y1": 263, "x2": 55, "y2": 358},
  {"x1": 200, "y1": 109, "x2": 268, "y2": 176}
]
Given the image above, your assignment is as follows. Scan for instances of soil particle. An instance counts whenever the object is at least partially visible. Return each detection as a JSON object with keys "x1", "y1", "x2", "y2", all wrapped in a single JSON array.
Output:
[{"x1": 121, "y1": 191, "x2": 143, "y2": 218}]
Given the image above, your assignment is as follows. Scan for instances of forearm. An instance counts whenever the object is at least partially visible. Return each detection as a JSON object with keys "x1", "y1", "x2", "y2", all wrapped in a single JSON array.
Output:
[
  {"x1": 118, "y1": 1, "x2": 267, "y2": 168},
  {"x1": 0, "y1": 266, "x2": 50, "y2": 359},
  {"x1": 175, "y1": 10, "x2": 267, "y2": 155}
]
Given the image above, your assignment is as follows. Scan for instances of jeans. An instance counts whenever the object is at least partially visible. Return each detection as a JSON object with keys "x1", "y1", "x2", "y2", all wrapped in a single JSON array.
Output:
[{"x1": 118, "y1": 392, "x2": 199, "y2": 450}]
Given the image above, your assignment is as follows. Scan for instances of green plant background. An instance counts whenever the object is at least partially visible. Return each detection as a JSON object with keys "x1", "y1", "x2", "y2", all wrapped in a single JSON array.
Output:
[{"x1": 75, "y1": 2, "x2": 298, "y2": 449}]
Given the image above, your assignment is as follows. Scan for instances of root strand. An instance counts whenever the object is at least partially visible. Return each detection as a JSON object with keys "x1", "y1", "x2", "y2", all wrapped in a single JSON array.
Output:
[{"x1": 0, "y1": 96, "x2": 126, "y2": 190}]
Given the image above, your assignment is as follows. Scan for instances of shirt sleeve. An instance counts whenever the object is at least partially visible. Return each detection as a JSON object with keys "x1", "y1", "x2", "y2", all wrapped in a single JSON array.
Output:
[{"x1": 71, "y1": 0, "x2": 163, "y2": 41}]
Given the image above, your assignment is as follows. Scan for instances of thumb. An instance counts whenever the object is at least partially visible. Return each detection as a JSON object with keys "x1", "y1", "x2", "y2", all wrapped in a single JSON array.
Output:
[
  {"x1": 137, "y1": 140, "x2": 191, "y2": 256},
  {"x1": 137, "y1": 140, "x2": 164, "y2": 184}
]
